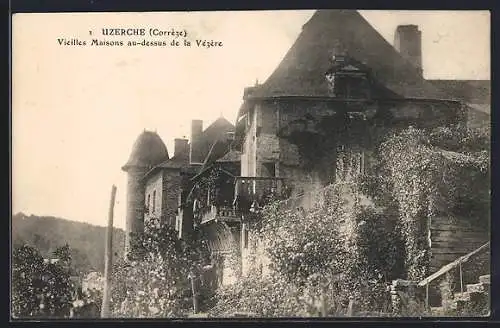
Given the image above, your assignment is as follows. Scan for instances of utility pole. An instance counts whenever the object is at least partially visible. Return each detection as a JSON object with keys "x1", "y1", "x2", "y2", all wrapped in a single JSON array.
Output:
[{"x1": 101, "y1": 185, "x2": 117, "y2": 318}]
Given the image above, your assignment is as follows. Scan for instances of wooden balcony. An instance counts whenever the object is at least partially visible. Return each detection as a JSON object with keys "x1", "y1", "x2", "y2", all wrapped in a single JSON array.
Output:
[
  {"x1": 196, "y1": 176, "x2": 290, "y2": 226},
  {"x1": 200, "y1": 205, "x2": 241, "y2": 225},
  {"x1": 234, "y1": 176, "x2": 287, "y2": 197}
]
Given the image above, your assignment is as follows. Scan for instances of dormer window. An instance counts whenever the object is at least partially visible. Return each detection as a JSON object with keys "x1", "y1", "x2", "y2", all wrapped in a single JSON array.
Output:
[
  {"x1": 331, "y1": 54, "x2": 346, "y2": 63},
  {"x1": 325, "y1": 56, "x2": 371, "y2": 100},
  {"x1": 335, "y1": 73, "x2": 371, "y2": 99}
]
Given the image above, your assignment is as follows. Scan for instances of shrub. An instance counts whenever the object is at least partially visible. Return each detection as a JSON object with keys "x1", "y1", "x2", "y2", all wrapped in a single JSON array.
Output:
[{"x1": 110, "y1": 218, "x2": 211, "y2": 318}]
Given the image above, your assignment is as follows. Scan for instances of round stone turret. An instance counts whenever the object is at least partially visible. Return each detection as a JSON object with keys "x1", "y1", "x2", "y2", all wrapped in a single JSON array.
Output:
[{"x1": 122, "y1": 130, "x2": 168, "y2": 257}]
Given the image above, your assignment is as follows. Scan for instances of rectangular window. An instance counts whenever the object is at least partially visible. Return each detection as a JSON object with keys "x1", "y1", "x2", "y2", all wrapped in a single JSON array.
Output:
[
  {"x1": 262, "y1": 162, "x2": 276, "y2": 177},
  {"x1": 147, "y1": 194, "x2": 151, "y2": 213},
  {"x1": 336, "y1": 146, "x2": 346, "y2": 181},
  {"x1": 152, "y1": 190, "x2": 156, "y2": 214},
  {"x1": 334, "y1": 74, "x2": 370, "y2": 99},
  {"x1": 242, "y1": 226, "x2": 249, "y2": 249},
  {"x1": 359, "y1": 151, "x2": 365, "y2": 175}
]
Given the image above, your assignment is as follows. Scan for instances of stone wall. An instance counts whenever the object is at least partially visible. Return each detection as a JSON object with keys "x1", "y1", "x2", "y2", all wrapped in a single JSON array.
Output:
[
  {"x1": 390, "y1": 279, "x2": 426, "y2": 315},
  {"x1": 386, "y1": 100, "x2": 465, "y2": 128},
  {"x1": 240, "y1": 223, "x2": 251, "y2": 276},
  {"x1": 240, "y1": 105, "x2": 257, "y2": 177},
  {"x1": 241, "y1": 226, "x2": 271, "y2": 278},
  {"x1": 144, "y1": 170, "x2": 163, "y2": 224},
  {"x1": 203, "y1": 222, "x2": 241, "y2": 287},
  {"x1": 276, "y1": 100, "x2": 340, "y2": 193},
  {"x1": 124, "y1": 168, "x2": 147, "y2": 254},
  {"x1": 162, "y1": 169, "x2": 183, "y2": 226},
  {"x1": 144, "y1": 168, "x2": 183, "y2": 228}
]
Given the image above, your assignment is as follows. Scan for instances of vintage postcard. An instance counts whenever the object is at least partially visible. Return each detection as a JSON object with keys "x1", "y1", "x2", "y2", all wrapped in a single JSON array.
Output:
[{"x1": 11, "y1": 10, "x2": 491, "y2": 319}]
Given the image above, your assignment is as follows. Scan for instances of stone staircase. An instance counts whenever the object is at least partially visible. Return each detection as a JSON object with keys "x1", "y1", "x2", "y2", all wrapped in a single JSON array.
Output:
[
  {"x1": 429, "y1": 274, "x2": 490, "y2": 317},
  {"x1": 451, "y1": 274, "x2": 490, "y2": 316},
  {"x1": 416, "y1": 242, "x2": 490, "y2": 317}
]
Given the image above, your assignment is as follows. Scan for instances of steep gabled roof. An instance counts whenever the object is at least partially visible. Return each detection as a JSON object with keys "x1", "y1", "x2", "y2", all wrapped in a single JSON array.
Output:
[
  {"x1": 201, "y1": 138, "x2": 241, "y2": 170},
  {"x1": 191, "y1": 116, "x2": 235, "y2": 164},
  {"x1": 203, "y1": 138, "x2": 233, "y2": 168},
  {"x1": 252, "y1": 10, "x2": 450, "y2": 100}
]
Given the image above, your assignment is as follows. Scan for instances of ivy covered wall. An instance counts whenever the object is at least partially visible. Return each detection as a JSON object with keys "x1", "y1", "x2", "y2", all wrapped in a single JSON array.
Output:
[{"x1": 216, "y1": 122, "x2": 489, "y2": 316}]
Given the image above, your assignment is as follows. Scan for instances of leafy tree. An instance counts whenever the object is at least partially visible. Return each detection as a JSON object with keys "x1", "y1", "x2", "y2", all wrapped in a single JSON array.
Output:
[
  {"x1": 110, "y1": 217, "x2": 211, "y2": 318},
  {"x1": 12, "y1": 245, "x2": 45, "y2": 318},
  {"x1": 12, "y1": 244, "x2": 74, "y2": 319}
]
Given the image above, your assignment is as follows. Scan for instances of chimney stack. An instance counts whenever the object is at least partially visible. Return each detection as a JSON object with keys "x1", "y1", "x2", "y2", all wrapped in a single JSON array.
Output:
[
  {"x1": 174, "y1": 138, "x2": 189, "y2": 159},
  {"x1": 394, "y1": 25, "x2": 423, "y2": 76},
  {"x1": 189, "y1": 120, "x2": 203, "y2": 164}
]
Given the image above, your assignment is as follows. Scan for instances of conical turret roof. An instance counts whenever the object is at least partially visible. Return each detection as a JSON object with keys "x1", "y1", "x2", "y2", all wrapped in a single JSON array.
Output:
[{"x1": 122, "y1": 130, "x2": 169, "y2": 171}]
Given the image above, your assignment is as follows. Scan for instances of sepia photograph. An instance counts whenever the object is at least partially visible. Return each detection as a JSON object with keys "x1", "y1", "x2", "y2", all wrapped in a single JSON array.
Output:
[{"x1": 11, "y1": 9, "x2": 491, "y2": 319}]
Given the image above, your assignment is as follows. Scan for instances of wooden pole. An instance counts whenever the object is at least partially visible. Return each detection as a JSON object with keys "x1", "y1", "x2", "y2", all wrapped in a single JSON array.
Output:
[
  {"x1": 189, "y1": 272, "x2": 200, "y2": 314},
  {"x1": 320, "y1": 288, "x2": 327, "y2": 317},
  {"x1": 347, "y1": 297, "x2": 354, "y2": 317},
  {"x1": 101, "y1": 185, "x2": 117, "y2": 318}
]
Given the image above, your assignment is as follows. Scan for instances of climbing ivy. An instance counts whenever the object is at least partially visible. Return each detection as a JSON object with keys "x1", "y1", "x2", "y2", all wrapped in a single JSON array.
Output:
[
  {"x1": 375, "y1": 126, "x2": 490, "y2": 281},
  {"x1": 209, "y1": 124, "x2": 489, "y2": 316}
]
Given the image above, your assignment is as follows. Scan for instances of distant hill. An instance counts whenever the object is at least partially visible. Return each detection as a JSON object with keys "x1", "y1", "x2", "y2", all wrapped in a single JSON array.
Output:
[{"x1": 12, "y1": 213, "x2": 126, "y2": 274}]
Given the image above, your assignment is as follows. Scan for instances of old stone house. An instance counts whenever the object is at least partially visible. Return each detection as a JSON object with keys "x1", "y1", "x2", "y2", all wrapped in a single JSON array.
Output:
[{"x1": 121, "y1": 10, "x2": 490, "y2": 289}]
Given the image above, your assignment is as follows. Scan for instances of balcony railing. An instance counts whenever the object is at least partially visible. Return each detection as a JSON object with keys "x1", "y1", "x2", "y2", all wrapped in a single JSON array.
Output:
[
  {"x1": 195, "y1": 176, "x2": 290, "y2": 225},
  {"x1": 200, "y1": 205, "x2": 241, "y2": 224},
  {"x1": 235, "y1": 176, "x2": 288, "y2": 199}
]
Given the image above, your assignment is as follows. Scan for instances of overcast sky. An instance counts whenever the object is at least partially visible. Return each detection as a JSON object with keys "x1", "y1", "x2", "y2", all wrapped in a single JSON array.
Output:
[{"x1": 12, "y1": 10, "x2": 490, "y2": 229}]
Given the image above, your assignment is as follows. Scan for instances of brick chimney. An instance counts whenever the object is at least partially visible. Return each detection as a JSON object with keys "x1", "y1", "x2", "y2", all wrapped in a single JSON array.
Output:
[
  {"x1": 394, "y1": 25, "x2": 423, "y2": 76},
  {"x1": 189, "y1": 119, "x2": 203, "y2": 164},
  {"x1": 174, "y1": 138, "x2": 189, "y2": 158}
]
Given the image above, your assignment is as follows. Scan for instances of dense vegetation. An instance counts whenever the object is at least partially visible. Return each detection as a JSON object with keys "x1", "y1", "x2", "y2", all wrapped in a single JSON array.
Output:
[
  {"x1": 11, "y1": 124, "x2": 490, "y2": 318},
  {"x1": 12, "y1": 244, "x2": 76, "y2": 318},
  {"x1": 209, "y1": 184, "x2": 398, "y2": 317},
  {"x1": 209, "y1": 124, "x2": 490, "y2": 317},
  {"x1": 109, "y1": 217, "x2": 212, "y2": 318}
]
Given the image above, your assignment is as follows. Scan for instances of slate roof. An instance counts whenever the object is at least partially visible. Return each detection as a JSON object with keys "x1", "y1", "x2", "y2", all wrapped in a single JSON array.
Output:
[
  {"x1": 466, "y1": 103, "x2": 491, "y2": 129},
  {"x1": 199, "y1": 137, "x2": 241, "y2": 171},
  {"x1": 428, "y1": 80, "x2": 490, "y2": 104},
  {"x1": 217, "y1": 149, "x2": 242, "y2": 163},
  {"x1": 251, "y1": 10, "x2": 451, "y2": 100},
  {"x1": 202, "y1": 138, "x2": 233, "y2": 168},
  {"x1": 191, "y1": 116, "x2": 235, "y2": 164}
]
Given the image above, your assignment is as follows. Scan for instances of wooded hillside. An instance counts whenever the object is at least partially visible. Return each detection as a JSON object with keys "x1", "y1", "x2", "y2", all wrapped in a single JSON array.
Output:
[{"x1": 12, "y1": 213, "x2": 125, "y2": 274}]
